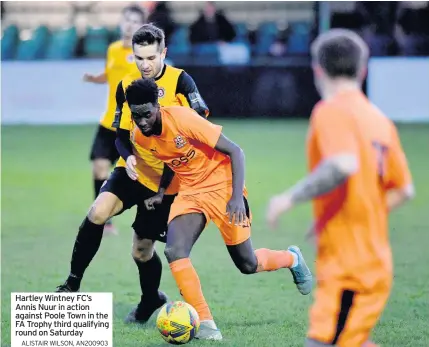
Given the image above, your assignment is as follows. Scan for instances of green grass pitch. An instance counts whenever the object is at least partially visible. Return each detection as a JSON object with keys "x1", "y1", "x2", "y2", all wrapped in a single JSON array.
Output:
[{"x1": 2, "y1": 120, "x2": 428, "y2": 347}]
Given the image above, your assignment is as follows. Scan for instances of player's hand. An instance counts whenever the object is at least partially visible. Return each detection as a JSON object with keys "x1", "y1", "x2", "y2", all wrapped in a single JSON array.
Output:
[
  {"x1": 266, "y1": 193, "x2": 293, "y2": 229},
  {"x1": 226, "y1": 194, "x2": 247, "y2": 226},
  {"x1": 125, "y1": 155, "x2": 138, "y2": 181},
  {"x1": 144, "y1": 192, "x2": 164, "y2": 211},
  {"x1": 83, "y1": 73, "x2": 96, "y2": 82}
]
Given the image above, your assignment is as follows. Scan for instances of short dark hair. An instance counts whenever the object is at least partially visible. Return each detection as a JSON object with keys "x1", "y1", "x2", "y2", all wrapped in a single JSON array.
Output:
[
  {"x1": 125, "y1": 79, "x2": 159, "y2": 105},
  {"x1": 132, "y1": 23, "x2": 165, "y2": 50},
  {"x1": 311, "y1": 29, "x2": 369, "y2": 79},
  {"x1": 122, "y1": 5, "x2": 146, "y2": 23}
]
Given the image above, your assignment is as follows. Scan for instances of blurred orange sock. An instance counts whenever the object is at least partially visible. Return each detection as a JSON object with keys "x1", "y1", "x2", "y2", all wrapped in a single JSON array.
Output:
[{"x1": 169, "y1": 258, "x2": 213, "y2": 321}]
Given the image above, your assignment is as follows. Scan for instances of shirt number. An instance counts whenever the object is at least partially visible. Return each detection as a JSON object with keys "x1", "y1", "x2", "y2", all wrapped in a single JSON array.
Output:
[{"x1": 372, "y1": 141, "x2": 388, "y2": 182}]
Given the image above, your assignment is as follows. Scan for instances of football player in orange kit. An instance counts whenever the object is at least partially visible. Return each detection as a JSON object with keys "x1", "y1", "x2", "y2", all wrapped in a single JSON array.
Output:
[
  {"x1": 266, "y1": 29, "x2": 415, "y2": 347},
  {"x1": 84, "y1": 5, "x2": 145, "y2": 235},
  {"x1": 56, "y1": 24, "x2": 210, "y2": 327},
  {"x1": 123, "y1": 78, "x2": 313, "y2": 340}
]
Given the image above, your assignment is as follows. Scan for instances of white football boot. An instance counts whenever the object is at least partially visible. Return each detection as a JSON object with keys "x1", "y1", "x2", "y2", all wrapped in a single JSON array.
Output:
[{"x1": 195, "y1": 320, "x2": 223, "y2": 341}]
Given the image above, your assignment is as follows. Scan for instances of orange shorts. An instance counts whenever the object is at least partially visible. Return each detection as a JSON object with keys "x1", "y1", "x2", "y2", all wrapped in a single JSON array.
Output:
[
  {"x1": 168, "y1": 188, "x2": 252, "y2": 246},
  {"x1": 308, "y1": 278, "x2": 391, "y2": 347}
]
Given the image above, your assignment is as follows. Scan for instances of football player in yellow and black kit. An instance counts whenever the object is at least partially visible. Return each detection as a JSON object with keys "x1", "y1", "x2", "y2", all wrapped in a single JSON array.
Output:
[
  {"x1": 85, "y1": 5, "x2": 145, "y2": 235},
  {"x1": 56, "y1": 24, "x2": 210, "y2": 326}
]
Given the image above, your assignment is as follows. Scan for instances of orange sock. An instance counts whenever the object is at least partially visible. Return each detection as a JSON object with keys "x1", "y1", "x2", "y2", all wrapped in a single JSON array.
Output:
[
  {"x1": 169, "y1": 258, "x2": 213, "y2": 321},
  {"x1": 255, "y1": 248, "x2": 294, "y2": 272}
]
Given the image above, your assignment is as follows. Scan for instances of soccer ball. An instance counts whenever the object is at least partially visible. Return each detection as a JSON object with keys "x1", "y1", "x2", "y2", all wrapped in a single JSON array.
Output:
[{"x1": 156, "y1": 301, "x2": 200, "y2": 345}]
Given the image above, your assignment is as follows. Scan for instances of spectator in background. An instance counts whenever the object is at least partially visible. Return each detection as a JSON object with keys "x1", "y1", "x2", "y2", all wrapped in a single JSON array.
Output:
[
  {"x1": 148, "y1": 2, "x2": 175, "y2": 45},
  {"x1": 357, "y1": 1, "x2": 398, "y2": 37},
  {"x1": 269, "y1": 22, "x2": 290, "y2": 57},
  {"x1": 356, "y1": 1, "x2": 399, "y2": 56},
  {"x1": 189, "y1": 1, "x2": 236, "y2": 44},
  {"x1": 397, "y1": 1, "x2": 429, "y2": 56}
]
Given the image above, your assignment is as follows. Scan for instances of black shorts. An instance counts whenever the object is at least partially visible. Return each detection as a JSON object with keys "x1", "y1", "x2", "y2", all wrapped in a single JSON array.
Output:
[
  {"x1": 90, "y1": 125, "x2": 120, "y2": 164},
  {"x1": 100, "y1": 167, "x2": 176, "y2": 242}
]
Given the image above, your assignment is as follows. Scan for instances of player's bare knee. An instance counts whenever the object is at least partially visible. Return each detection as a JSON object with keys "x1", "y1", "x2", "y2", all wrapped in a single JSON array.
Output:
[
  {"x1": 92, "y1": 159, "x2": 111, "y2": 180},
  {"x1": 133, "y1": 250, "x2": 154, "y2": 263},
  {"x1": 88, "y1": 193, "x2": 122, "y2": 224},
  {"x1": 87, "y1": 196, "x2": 119, "y2": 225},
  {"x1": 164, "y1": 245, "x2": 188, "y2": 263},
  {"x1": 132, "y1": 238, "x2": 155, "y2": 262},
  {"x1": 87, "y1": 203, "x2": 110, "y2": 225}
]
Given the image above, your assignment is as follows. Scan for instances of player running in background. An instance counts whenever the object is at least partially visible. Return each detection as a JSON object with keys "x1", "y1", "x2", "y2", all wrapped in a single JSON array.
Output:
[
  {"x1": 56, "y1": 25, "x2": 210, "y2": 326},
  {"x1": 84, "y1": 5, "x2": 145, "y2": 235},
  {"x1": 266, "y1": 29, "x2": 415, "y2": 347},
  {"x1": 124, "y1": 78, "x2": 313, "y2": 341}
]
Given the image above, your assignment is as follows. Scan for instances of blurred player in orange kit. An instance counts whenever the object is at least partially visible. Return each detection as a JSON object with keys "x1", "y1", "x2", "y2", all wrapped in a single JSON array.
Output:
[
  {"x1": 84, "y1": 5, "x2": 146, "y2": 235},
  {"x1": 123, "y1": 78, "x2": 314, "y2": 340},
  {"x1": 266, "y1": 29, "x2": 415, "y2": 347}
]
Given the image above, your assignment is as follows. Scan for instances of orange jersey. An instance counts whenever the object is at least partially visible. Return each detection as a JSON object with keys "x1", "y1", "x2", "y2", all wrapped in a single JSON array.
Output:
[
  {"x1": 306, "y1": 90, "x2": 412, "y2": 289},
  {"x1": 132, "y1": 106, "x2": 232, "y2": 195},
  {"x1": 113, "y1": 66, "x2": 209, "y2": 193},
  {"x1": 100, "y1": 41, "x2": 139, "y2": 130}
]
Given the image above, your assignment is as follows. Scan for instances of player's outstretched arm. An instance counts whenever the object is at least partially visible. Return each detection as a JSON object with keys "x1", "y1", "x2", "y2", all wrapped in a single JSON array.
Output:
[
  {"x1": 83, "y1": 72, "x2": 107, "y2": 84},
  {"x1": 215, "y1": 134, "x2": 247, "y2": 224},
  {"x1": 286, "y1": 154, "x2": 358, "y2": 205},
  {"x1": 83, "y1": 45, "x2": 110, "y2": 84},
  {"x1": 266, "y1": 154, "x2": 358, "y2": 228},
  {"x1": 267, "y1": 105, "x2": 360, "y2": 228}
]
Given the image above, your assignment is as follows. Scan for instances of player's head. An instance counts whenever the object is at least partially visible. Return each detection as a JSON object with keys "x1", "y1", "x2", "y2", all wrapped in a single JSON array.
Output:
[
  {"x1": 120, "y1": 5, "x2": 146, "y2": 40},
  {"x1": 125, "y1": 78, "x2": 160, "y2": 137},
  {"x1": 132, "y1": 24, "x2": 167, "y2": 79},
  {"x1": 203, "y1": 2, "x2": 217, "y2": 20},
  {"x1": 311, "y1": 29, "x2": 369, "y2": 96}
]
